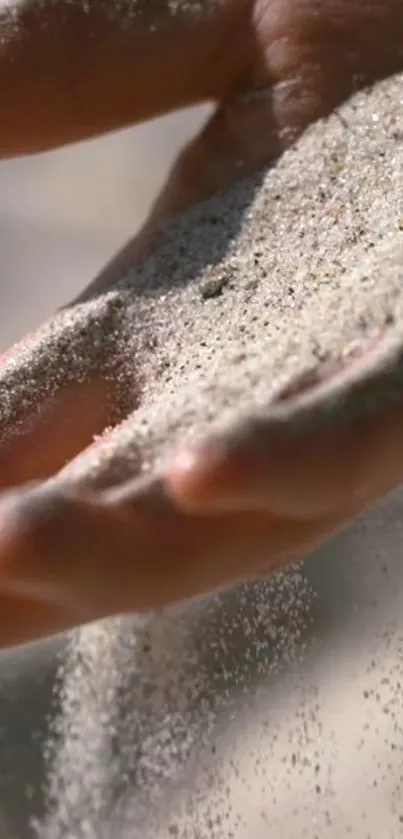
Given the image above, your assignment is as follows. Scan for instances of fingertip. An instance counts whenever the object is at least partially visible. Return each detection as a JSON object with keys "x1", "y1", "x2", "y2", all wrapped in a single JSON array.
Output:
[{"x1": 168, "y1": 442, "x2": 248, "y2": 511}]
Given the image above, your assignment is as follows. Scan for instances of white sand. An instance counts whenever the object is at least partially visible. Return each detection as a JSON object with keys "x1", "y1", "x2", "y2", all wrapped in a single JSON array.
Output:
[
  {"x1": 27, "y1": 72, "x2": 403, "y2": 839},
  {"x1": 56, "y1": 73, "x2": 403, "y2": 490}
]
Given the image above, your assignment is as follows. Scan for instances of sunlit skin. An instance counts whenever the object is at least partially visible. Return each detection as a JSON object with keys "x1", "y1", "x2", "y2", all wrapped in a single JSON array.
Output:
[{"x1": 0, "y1": 0, "x2": 403, "y2": 647}]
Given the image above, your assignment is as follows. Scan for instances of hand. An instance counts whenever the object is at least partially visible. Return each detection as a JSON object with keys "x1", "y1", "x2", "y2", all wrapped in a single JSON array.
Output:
[
  {"x1": 2, "y1": 334, "x2": 403, "y2": 648},
  {"x1": 0, "y1": 0, "x2": 402, "y2": 648}
]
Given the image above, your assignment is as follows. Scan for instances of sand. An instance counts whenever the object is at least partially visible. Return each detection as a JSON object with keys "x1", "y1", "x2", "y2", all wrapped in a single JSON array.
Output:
[
  {"x1": 15, "y1": 71, "x2": 403, "y2": 839},
  {"x1": 53, "y1": 72, "x2": 403, "y2": 492},
  {"x1": 2, "y1": 75, "x2": 403, "y2": 492}
]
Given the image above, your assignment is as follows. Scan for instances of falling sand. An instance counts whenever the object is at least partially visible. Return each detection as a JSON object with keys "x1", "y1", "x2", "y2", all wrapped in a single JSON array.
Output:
[{"x1": 8, "y1": 71, "x2": 402, "y2": 836}]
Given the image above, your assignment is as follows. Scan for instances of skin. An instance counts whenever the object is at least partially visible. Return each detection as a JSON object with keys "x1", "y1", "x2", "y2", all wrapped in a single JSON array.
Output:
[{"x1": 0, "y1": 0, "x2": 403, "y2": 647}]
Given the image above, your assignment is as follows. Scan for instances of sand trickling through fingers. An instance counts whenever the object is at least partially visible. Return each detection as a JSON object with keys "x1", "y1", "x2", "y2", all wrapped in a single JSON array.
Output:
[{"x1": 35, "y1": 73, "x2": 403, "y2": 838}]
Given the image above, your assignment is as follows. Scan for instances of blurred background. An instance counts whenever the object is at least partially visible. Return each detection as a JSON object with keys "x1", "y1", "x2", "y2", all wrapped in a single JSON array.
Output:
[{"x1": 0, "y1": 104, "x2": 211, "y2": 350}]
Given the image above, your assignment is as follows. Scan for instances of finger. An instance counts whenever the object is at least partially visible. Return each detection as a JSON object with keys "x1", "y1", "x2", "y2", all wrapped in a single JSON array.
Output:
[
  {"x1": 0, "y1": 479, "x2": 349, "y2": 647},
  {"x1": 0, "y1": 374, "x2": 115, "y2": 491},
  {"x1": 0, "y1": 592, "x2": 76, "y2": 649},
  {"x1": 0, "y1": 305, "x2": 130, "y2": 490},
  {"x1": 80, "y1": 0, "x2": 403, "y2": 299},
  {"x1": 0, "y1": 0, "x2": 253, "y2": 156},
  {"x1": 257, "y1": 0, "x2": 403, "y2": 148},
  {"x1": 167, "y1": 344, "x2": 403, "y2": 520},
  {"x1": 3, "y1": 0, "x2": 403, "y2": 158}
]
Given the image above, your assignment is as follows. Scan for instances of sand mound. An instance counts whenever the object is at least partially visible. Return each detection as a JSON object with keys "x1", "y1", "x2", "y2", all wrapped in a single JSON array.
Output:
[{"x1": 55, "y1": 73, "x2": 403, "y2": 491}]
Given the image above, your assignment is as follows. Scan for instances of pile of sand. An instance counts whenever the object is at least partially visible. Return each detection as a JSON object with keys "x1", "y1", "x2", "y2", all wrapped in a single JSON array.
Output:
[{"x1": 56, "y1": 73, "x2": 403, "y2": 492}]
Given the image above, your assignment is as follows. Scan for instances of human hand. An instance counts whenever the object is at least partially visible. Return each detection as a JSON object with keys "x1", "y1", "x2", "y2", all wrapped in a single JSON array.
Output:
[
  {"x1": 1, "y1": 330, "x2": 403, "y2": 648},
  {"x1": 0, "y1": 0, "x2": 402, "y2": 647}
]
